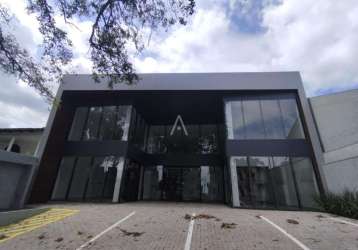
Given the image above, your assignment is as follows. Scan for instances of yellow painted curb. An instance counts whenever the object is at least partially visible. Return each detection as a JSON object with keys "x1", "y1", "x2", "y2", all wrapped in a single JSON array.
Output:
[{"x1": 0, "y1": 208, "x2": 79, "y2": 243}]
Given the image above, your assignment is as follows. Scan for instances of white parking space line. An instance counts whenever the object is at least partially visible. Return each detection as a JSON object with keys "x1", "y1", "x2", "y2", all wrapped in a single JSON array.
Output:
[
  {"x1": 184, "y1": 213, "x2": 196, "y2": 250},
  {"x1": 259, "y1": 216, "x2": 310, "y2": 250},
  {"x1": 76, "y1": 211, "x2": 136, "y2": 250},
  {"x1": 328, "y1": 217, "x2": 358, "y2": 227}
]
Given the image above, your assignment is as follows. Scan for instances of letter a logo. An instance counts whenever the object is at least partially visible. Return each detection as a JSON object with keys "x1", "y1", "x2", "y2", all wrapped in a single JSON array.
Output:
[{"x1": 170, "y1": 115, "x2": 188, "y2": 136}]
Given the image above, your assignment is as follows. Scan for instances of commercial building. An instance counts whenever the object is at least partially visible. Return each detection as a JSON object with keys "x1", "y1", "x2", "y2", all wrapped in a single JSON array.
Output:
[{"x1": 29, "y1": 72, "x2": 326, "y2": 210}]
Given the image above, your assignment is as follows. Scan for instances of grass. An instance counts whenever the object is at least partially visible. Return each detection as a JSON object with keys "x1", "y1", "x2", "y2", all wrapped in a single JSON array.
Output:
[{"x1": 315, "y1": 190, "x2": 358, "y2": 219}]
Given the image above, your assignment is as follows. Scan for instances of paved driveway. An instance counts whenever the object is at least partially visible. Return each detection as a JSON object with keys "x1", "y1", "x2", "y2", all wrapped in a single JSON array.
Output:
[{"x1": 0, "y1": 202, "x2": 357, "y2": 250}]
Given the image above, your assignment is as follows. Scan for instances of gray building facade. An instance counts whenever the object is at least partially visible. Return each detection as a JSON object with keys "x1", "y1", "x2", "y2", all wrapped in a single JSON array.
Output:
[
  {"x1": 28, "y1": 72, "x2": 325, "y2": 210},
  {"x1": 309, "y1": 89, "x2": 358, "y2": 194}
]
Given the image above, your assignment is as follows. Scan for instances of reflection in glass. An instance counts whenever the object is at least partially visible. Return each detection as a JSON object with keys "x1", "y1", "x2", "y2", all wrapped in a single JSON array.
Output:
[
  {"x1": 279, "y1": 96, "x2": 305, "y2": 139},
  {"x1": 98, "y1": 106, "x2": 118, "y2": 140},
  {"x1": 147, "y1": 126, "x2": 167, "y2": 154},
  {"x1": 235, "y1": 155, "x2": 319, "y2": 209},
  {"x1": 261, "y1": 98, "x2": 285, "y2": 139},
  {"x1": 68, "y1": 105, "x2": 130, "y2": 141},
  {"x1": 248, "y1": 156, "x2": 275, "y2": 208},
  {"x1": 231, "y1": 100, "x2": 245, "y2": 139},
  {"x1": 68, "y1": 107, "x2": 88, "y2": 141},
  {"x1": 52, "y1": 156, "x2": 119, "y2": 201},
  {"x1": 243, "y1": 98, "x2": 265, "y2": 139},
  {"x1": 85, "y1": 157, "x2": 107, "y2": 200},
  {"x1": 182, "y1": 168, "x2": 201, "y2": 201},
  {"x1": 68, "y1": 157, "x2": 92, "y2": 200},
  {"x1": 52, "y1": 157, "x2": 76, "y2": 200},
  {"x1": 83, "y1": 107, "x2": 102, "y2": 140},
  {"x1": 199, "y1": 125, "x2": 218, "y2": 154},
  {"x1": 271, "y1": 157, "x2": 299, "y2": 208},
  {"x1": 201, "y1": 166, "x2": 223, "y2": 202},
  {"x1": 291, "y1": 157, "x2": 319, "y2": 208},
  {"x1": 225, "y1": 94, "x2": 305, "y2": 140},
  {"x1": 120, "y1": 161, "x2": 141, "y2": 202},
  {"x1": 142, "y1": 166, "x2": 163, "y2": 200}
]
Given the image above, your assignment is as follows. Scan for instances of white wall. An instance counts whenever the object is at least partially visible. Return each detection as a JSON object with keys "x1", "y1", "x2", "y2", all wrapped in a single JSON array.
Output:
[{"x1": 309, "y1": 89, "x2": 358, "y2": 194}]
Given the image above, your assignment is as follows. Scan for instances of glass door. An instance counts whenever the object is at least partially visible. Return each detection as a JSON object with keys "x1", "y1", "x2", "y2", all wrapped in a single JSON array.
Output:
[{"x1": 163, "y1": 167, "x2": 183, "y2": 201}]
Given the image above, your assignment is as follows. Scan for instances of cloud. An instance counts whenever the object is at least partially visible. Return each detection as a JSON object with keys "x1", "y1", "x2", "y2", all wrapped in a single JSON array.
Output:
[
  {"x1": 135, "y1": 0, "x2": 358, "y2": 96},
  {"x1": 1, "y1": 0, "x2": 358, "y2": 128}
]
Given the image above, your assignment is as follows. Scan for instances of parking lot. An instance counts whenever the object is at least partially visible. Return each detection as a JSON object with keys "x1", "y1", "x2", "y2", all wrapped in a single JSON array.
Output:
[{"x1": 0, "y1": 202, "x2": 357, "y2": 250}]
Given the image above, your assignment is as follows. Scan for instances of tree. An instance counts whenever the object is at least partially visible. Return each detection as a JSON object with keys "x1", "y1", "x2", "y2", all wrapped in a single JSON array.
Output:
[{"x1": 0, "y1": 0, "x2": 195, "y2": 102}]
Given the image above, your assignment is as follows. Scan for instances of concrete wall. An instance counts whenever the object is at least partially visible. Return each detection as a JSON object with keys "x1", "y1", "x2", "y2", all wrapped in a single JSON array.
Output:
[
  {"x1": 0, "y1": 131, "x2": 43, "y2": 156},
  {"x1": 0, "y1": 150, "x2": 38, "y2": 210},
  {"x1": 309, "y1": 89, "x2": 358, "y2": 193}
]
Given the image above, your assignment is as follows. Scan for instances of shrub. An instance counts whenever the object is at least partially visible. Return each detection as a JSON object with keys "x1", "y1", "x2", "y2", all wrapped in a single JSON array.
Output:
[{"x1": 315, "y1": 190, "x2": 358, "y2": 219}]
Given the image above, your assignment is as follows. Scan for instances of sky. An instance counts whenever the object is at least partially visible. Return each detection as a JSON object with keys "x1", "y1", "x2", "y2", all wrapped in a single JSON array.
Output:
[{"x1": 0, "y1": 0, "x2": 358, "y2": 128}]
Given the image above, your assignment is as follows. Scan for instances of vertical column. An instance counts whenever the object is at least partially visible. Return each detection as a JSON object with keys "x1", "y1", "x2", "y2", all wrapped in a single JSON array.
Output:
[
  {"x1": 230, "y1": 157, "x2": 240, "y2": 207},
  {"x1": 7, "y1": 137, "x2": 15, "y2": 152},
  {"x1": 112, "y1": 157, "x2": 125, "y2": 203}
]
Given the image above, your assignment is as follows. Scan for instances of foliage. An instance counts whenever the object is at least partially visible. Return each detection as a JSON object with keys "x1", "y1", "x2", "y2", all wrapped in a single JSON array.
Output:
[
  {"x1": 315, "y1": 190, "x2": 358, "y2": 219},
  {"x1": 0, "y1": 0, "x2": 195, "y2": 102}
]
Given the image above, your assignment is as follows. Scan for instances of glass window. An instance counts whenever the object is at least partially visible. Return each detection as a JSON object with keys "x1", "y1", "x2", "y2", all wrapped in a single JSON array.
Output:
[
  {"x1": 85, "y1": 157, "x2": 107, "y2": 200},
  {"x1": 261, "y1": 97, "x2": 285, "y2": 139},
  {"x1": 98, "y1": 106, "x2": 118, "y2": 140},
  {"x1": 201, "y1": 166, "x2": 223, "y2": 202},
  {"x1": 199, "y1": 125, "x2": 218, "y2": 154},
  {"x1": 291, "y1": 157, "x2": 319, "y2": 208},
  {"x1": 182, "y1": 168, "x2": 201, "y2": 201},
  {"x1": 248, "y1": 156, "x2": 275, "y2": 208},
  {"x1": 68, "y1": 157, "x2": 92, "y2": 200},
  {"x1": 68, "y1": 105, "x2": 130, "y2": 141},
  {"x1": 271, "y1": 157, "x2": 299, "y2": 208},
  {"x1": 242, "y1": 98, "x2": 265, "y2": 139},
  {"x1": 143, "y1": 166, "x2": 163, "y2": 200},
  {"x1": 83, "y1": 107, "x2": 102, "y2": 141},
  {"x1": 279, "y1": 95, "x2": 305, "y2": 139},
  {"x1": 147, "y1": 126, "x2": 167, "y2": 154},
  {"x1": 225, "y1": 94, "x2": 305, "y2": 140},
  {"x1": 231, "y1": 100, "x2": 245, "y2": 139},
  {"x1": 68, "y1": 107, "x2": 88, "y2": 141},
  {"x1": 52, "y1": 157, "x2": 76, "y2": 200}
]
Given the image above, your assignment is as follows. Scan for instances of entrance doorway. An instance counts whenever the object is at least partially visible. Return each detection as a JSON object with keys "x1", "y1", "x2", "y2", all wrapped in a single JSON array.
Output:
[
  {"x1": 141, "y1": 165, "x2": 224, "y2": 202},
  {"x1": 162, "y1": 167, "x2": 201, "y2": 201}
]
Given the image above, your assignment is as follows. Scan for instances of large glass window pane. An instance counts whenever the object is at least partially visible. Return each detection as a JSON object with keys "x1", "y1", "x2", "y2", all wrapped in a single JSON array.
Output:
[
  {"x1": 261, "y1": 97, "x2": 285, "y2": 139},
  {"x1": 242, "y1": 98, "x2": 265, "y2": 139},
  {"x1": 83, "y1": 107, "x2": 102, "y2": 140},
  {"x1": 279, "y1": 95, "x2": 305, "y2": 139},
  {"x1": 291, "y1": 157, "x2": 319, "y2": 208},
  {"x1": 52, "y1": 157, "x2": 76, "y2": 200},
  {"x1": 225, "y1": 100, "x2": 246, "y2": 140},
  {"x1": 201, "y1": 166, "x2": 223, "y2": 202},
  {"x1": 68, "y1": 157, "x2": 92, "y2": 200},
  {"x1": 68, "y1": 107, "x2": 88, "y2": 141},
  {"x1": 85, "y1": 157, "x2": 107, "y2": 200},
  {"x1": 231, "y1": 100, "x2": 245, "y2": 139},
  {"x1": 182, "y1": 168, "x2": 201, "y2": 201},
  {"x1": 98, "y1": 106, "x2": 117, "y2": 140},
  {"x1": 120, "y1": 161, "x2": 140, "y2": 202},
  {"x1": 271, "y1": 157, "x2": 299, "y2": 208},
  {"x1": 147, "y1": 126, "x2": 167, "y2": 154},
  {"x1": 143, "y1": 166, "x2": 163, "y2": 200},
  {"x1": 248, "y1": 156, "x2": 275, "y2": 208},
  {"x1": 199, "y1": 125, "x2": 218, "y2": 154}
]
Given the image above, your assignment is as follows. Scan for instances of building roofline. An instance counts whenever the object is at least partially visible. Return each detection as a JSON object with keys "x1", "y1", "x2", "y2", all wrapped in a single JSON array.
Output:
[
  {"x1": 61, "y1": 72, "x2": 303, "y2": 92},
  {"x1": 0, "y1": 128, "x2": 44, "y2": 133}
]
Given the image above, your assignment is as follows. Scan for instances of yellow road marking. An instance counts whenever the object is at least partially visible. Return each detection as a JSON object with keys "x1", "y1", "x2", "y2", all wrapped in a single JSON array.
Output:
[{"x1": 0, "y1": 208, "x2": 79, "y2": 243}]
